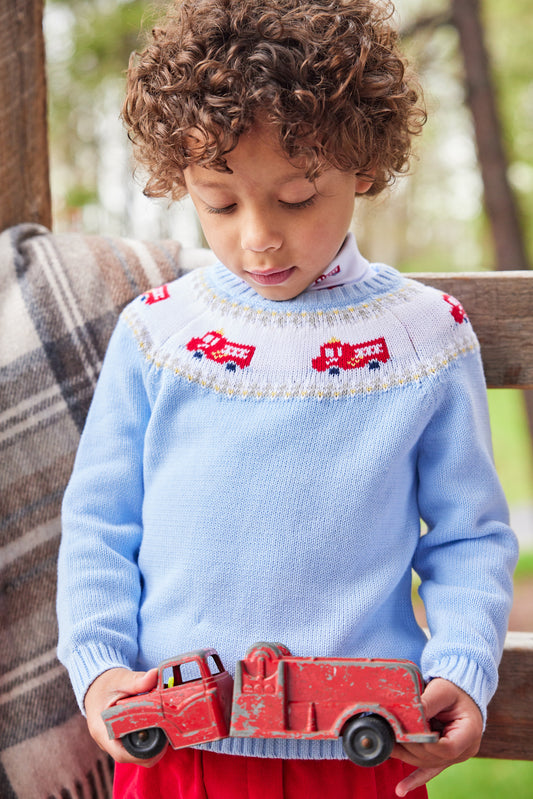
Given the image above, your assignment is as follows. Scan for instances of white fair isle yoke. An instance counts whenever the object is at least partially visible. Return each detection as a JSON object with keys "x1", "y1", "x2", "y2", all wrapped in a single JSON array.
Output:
[
  {"x1": 58, "y1": 245, "x2": 518, "y2": 760},
  {"x1": 123, "y1": 264, "x2": 475, "y2": 401}
]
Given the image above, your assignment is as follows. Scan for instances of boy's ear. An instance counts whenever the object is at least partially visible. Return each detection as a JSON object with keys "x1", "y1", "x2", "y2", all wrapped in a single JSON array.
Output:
[{"x1": 354, "y1": 173, "x2": 375, "y2": 195}]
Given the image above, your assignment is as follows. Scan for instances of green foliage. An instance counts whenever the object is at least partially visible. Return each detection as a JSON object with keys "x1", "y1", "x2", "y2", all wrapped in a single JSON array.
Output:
[
  {"x1": 484, "y1": 0, "x2": 533, "y2": 266},
  {"x1": 487, "y1": 389, "x2": 533, "y2": 507},
  {"x1": 391, "y1": 0, "x2": 533, "y2": 273},
  {"x1": 429, "y1": 758, "x2": 533, "y2": 798},
  {"x1": 65, "y1": 0, "x2": 158, "y2": 88},
  {"x1": 514, "y1": 549, "x2": 533, "y2": 581},
  {"x1": 65, "y1": 184, "x2": 98, "y2": 209},
  {"x1": 46, "y1": 0, "x2": 164, "y2": 223},
  {"x1": 47, "y1": 0, "x2": 155, "y2": 117}
]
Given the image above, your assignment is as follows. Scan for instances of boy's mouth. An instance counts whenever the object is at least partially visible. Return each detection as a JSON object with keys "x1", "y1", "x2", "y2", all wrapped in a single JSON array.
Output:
[{"x1": 247, "y1": 267, "x2": 296, "y2": 286}]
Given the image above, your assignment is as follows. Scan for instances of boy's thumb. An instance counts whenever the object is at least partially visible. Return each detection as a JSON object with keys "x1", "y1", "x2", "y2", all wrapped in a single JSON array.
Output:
[
  {"x1": 131, "y1": 666, "x2": 159, "y2": 695},
  {"x1": 108, "y1": 666, "x2": 160, "y2": 705},
  {"x1": 421, "y1": 677, "x2": 456, "y2": 721}
]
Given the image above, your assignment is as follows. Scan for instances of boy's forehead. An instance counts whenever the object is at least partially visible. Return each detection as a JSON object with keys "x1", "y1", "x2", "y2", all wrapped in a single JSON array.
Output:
[
  {"x1": 189, "y1": 171, "x2": 312, "y2": 189},
  {"x1": 184, "y1": 119, "x2": 318, "y2": 184}
]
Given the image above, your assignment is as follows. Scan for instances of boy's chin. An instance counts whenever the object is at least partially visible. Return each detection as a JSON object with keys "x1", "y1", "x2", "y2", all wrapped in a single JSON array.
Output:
[
  {"x1": 243, "y1": 272, "x2": 315, "y2": 301},
  {"x1": 246, "y1": 282, "x2": 306, "y2": 301}
]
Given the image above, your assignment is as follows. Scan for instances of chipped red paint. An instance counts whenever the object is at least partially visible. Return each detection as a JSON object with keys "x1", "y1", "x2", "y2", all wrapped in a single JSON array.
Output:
[
  {"x1": 102, "y1": 649, "x2": 233, "y2": 751},
  {"x1": 230, "y1": 643, "x2": 437, "y2": 746}
]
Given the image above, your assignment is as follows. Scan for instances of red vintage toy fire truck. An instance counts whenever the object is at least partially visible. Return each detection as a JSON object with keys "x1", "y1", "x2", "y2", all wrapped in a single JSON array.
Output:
[
  {"x1": 103, "y1": 643, "x2": 438, "y2": 765},
  {"x1": 311, "y1": 337, "x2": 390, "y2": 375},
  {"x1": 186, "y1": 330, "x2": 255, "y2": 371}
]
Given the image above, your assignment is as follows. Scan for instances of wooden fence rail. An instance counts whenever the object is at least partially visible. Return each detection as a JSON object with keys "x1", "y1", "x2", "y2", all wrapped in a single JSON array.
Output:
[{"x1": 478, "y1": 632, "x2": 533, "y2": 760}]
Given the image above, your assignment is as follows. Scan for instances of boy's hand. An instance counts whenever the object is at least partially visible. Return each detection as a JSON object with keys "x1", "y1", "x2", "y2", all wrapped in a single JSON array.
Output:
[
  {"x1": 393, "y1": 678, "x2": 483, "y2": 796},
  {"x1": 84, "y1": 666, "x2": 164, "y2": 765}
]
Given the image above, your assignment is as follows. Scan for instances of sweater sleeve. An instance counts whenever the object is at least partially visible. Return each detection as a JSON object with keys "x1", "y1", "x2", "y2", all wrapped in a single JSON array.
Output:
[
  {"x1": 414, "y1": 347, "x2": 519, "y2": 724},
  {"x1": 57, "y1": 314, "x2": 151, "y2": 712}
]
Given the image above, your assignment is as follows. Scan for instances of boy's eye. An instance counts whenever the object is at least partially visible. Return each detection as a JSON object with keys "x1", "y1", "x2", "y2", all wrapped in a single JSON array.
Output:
[
  {"x1": 204, "y1": 203, "x2": 236, "y2": 215},
  {"x1": 202, "y1": 194, "x2": 317, "y2": 215},
  {"x1": 280, "y1": 195, "x2": 317, "y2": 209}
]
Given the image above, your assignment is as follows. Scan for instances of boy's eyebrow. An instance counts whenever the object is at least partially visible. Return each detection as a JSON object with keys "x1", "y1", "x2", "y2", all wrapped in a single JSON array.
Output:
[{"x1": 191, "y1": 174, "x2": 312, "y2": 190}]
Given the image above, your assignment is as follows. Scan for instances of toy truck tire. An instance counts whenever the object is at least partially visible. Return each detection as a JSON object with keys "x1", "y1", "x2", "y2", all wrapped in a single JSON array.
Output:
[
  {"x1": 341, "y1": 715, "x2": 394, "y2": 767},
  {"x1": 120, "y1": 727, "x2": 167, "y2": 759}
]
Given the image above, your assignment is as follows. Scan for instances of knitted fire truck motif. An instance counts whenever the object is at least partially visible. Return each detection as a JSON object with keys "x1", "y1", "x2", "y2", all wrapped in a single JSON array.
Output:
[
  {"x1": 141, "y1": 285, "x2": 171, "y2": 305},
  {"x1": 187, "y1": 330, "x2": 256, "y2": 371},
  {"x1": 443, "y1": 294, "x2": 468, "y2": 324},
  {"x1": 123, "y1": 268, "x2": 480, "y2": 400},
  {"x1": 312, "y1": 337, "x2": 390, "y2": 376}
]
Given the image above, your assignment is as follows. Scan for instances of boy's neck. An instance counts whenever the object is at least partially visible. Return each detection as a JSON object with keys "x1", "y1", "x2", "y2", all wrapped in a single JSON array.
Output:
[{"x1": 306, "y1": 233, "x2": 370, "y2": 291}]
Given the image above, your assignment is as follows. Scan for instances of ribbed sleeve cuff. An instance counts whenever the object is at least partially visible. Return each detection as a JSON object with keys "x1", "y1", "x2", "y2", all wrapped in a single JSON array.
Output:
[
  {"x1": 63, "y1": 642, "x2": 134, "y2": 714},
  {"x1": 422, "y1": 654, "x2": 492, "y2": 728}
]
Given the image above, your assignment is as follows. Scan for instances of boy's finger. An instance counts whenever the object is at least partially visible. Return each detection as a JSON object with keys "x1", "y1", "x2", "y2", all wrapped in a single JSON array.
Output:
[
  {"x1": 395, "y1": 766, "x2": 446, "y2": 797},
  {"x1": 96, "y1": 666, "x2": 159, "y2": 709},
  {"x1": 126, "y1": 667, "x2": 159, "y2": 699},
  {"x1": 420, "y1": 678, "x2": 458, "y2": 719}
]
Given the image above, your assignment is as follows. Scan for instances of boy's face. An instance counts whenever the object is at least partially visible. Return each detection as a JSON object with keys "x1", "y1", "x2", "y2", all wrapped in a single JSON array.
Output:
[{"x1": 184, "y1": 123, "x2": 372, "y2": 300}]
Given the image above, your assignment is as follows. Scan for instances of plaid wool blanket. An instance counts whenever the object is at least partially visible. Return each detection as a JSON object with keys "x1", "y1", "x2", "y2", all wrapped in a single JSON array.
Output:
[{"x1": 0, "y1": 224, "x2": 213, "y2": 798}]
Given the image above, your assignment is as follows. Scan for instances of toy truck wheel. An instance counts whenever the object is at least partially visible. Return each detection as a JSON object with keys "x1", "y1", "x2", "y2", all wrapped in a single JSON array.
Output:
[
  {"x1": 121, "y1": 728, "x2": 166, "y2": 759},
  {"x1": 342, "y1": 715, "x2": 394, "y2": 767}
]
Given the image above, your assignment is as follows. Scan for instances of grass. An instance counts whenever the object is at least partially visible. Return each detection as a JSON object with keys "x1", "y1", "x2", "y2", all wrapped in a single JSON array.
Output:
[
  {"x1": 428, "y1": 758, "x2": 533, "y2": 798},
  {"x1": 514, "y1": 549, "x2": 533, "y2": 581},
  {"x1": 487, "y1": 389, "x2": 533, "y2": 580},
  {"x1": 487, "y1": 389, "x2": 533, "y2": 508}
]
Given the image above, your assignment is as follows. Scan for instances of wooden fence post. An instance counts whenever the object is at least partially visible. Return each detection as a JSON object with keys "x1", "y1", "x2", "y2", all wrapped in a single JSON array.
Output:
[{"x1": 0, "y1": 0, "x2": 52, "y2": 231}]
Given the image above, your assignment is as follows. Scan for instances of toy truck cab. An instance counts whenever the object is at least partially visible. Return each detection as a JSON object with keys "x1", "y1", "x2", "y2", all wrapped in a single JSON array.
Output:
[
  {"x1": 230, "y1": 643, "x2": 438, "y2": 767},
  {"x1": 102, "y1": 649, "x2": 233, "y2": 759}
]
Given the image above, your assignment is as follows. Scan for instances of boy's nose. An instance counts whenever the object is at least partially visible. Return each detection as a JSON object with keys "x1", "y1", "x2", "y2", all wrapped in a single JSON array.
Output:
[{"x1": 241, "y1": 213, "x2": 283, "y2": 253}]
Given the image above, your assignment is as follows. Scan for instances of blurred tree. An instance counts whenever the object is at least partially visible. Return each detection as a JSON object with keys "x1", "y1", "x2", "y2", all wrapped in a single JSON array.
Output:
[
  {"x1": 46, "y1": 0, "x2": 164, "y2": 229},
  {"x1": 401, "y1": 0, "x2": 533, "y2": 441},
  {"x1": 0, "y1": 0, "x2": 51, "y2": 230},
  {"x1": 485, "y1": 0, "x2": 533, "y2": 265},
  {"x1": 387, "y1": 0, "x2": 532, "y2": 274},
  {"x1": 451, "y1": 0, "x2": 530, "y2": 272}
]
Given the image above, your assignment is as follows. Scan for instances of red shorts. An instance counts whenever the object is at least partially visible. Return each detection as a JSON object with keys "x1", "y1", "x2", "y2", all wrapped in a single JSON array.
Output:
[{"x1": 113, "y1": 748, "x2": 428, "y2": 799}]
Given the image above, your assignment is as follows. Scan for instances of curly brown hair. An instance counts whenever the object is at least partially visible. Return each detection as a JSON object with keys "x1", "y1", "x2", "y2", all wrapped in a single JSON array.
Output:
[{"x1": 123, "y1": 0, "x2": 426, "y2": 199}]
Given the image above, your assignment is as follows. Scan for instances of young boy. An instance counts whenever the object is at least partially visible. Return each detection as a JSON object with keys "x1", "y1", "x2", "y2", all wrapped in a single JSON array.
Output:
[{"x1": 57, "y1": 1, "x2": 518, "y2": 797}]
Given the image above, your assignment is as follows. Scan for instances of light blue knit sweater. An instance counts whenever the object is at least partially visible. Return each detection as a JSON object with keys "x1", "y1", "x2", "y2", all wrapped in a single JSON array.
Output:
[{"x1": 57, "y1": 239, "x2": 517, "y2": 759}]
